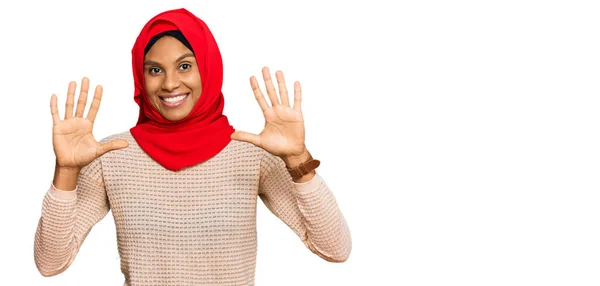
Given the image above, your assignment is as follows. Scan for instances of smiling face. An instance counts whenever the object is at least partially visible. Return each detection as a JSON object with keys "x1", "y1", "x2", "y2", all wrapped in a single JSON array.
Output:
[{"x1": 144, "y1": 35, "x2": 202, "y2": 121}]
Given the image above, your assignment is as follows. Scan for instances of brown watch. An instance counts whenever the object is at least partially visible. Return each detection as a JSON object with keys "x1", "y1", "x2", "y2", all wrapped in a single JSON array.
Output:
[{"x1": 286, "y1": 154, "x2": 321, "y2": 180}]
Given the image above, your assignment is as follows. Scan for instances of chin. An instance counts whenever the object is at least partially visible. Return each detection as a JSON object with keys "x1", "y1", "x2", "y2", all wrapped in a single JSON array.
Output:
[{"x1": 163, "y1": 110, "x2": 192, "y2": 121}]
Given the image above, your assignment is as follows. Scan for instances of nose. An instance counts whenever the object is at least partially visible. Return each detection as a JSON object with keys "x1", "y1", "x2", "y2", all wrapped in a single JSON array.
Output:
[{"x1": 161, "y1": 70, "x2": 181, "y2": 92}]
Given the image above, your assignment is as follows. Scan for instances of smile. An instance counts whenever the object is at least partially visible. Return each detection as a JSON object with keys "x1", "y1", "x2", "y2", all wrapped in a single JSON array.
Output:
[{"x1": 159, "y1": 93, "x2": 189, "y2": 107}]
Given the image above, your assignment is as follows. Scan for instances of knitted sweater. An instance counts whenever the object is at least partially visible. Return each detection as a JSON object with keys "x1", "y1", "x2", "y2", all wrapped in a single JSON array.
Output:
[{"x1": 33, "y1": 131, "x2": 351, "y2": 285}]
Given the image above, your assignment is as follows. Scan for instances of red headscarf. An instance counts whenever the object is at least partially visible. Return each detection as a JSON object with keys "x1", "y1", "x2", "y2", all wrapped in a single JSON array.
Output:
[{"x1": 130, "y1": 8, "x2": 235, "y2": 171}]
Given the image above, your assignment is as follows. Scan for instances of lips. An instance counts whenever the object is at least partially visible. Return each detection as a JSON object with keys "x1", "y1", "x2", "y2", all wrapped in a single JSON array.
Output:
[{"x1": 159, "y1": 93, "x2": 189, "y2": 107}]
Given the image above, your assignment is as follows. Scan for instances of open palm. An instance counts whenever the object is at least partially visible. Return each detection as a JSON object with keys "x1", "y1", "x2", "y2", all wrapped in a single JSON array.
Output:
[
  {"x1": 231, "y1": 67, "x2": 307, "y2": 158},
  {"x1": 51, "y1": 78, "x2": 128, "y2": 169}
]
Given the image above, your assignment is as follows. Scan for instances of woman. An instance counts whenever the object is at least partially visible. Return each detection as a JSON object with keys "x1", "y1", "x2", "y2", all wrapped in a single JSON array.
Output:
[{"x1": 34, "y1": 7, "x2": 351, "y2": 286}]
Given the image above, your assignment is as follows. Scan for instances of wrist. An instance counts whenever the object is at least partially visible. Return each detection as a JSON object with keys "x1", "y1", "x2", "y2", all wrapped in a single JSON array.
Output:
[
  {"x1": 282, "y1": 147, "x2": 311, "y2": 168},
  {"x1": 283, "y1": 148, "x2": 320, "y2": 182},
  {"x1": 292, "y1": 170, "x2": 316, "y2": 183},
  {"x1": 55, "y1": 163, "x2": 81, "y2": 176},
  {"x1": 53, "y1": 161, "x2": 80, "y2": 191}
]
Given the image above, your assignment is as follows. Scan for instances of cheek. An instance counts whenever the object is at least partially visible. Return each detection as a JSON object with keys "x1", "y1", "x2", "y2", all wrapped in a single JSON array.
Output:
[
  {"x1": 144, "y1": 78, "x2": 160, "y2": 100},
  {"x1": 183, "y1": 72, "x2": 202, "y2": 90}
]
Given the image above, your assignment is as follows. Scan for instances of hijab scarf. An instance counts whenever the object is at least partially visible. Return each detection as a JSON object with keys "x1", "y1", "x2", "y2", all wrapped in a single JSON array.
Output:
[{"x1": 130, "y1": 8, "x2": 235, "y2": 171}]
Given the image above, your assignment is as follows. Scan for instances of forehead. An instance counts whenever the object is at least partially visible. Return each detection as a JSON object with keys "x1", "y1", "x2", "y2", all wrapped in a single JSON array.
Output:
[{"x1": 145, "y1": 36, "x2": 193, "y2": 59}]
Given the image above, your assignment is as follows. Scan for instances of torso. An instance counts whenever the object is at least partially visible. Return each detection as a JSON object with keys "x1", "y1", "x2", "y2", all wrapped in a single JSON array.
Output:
[{"x1": 98, "y1": 131, "x2": 265, "y2": 285}]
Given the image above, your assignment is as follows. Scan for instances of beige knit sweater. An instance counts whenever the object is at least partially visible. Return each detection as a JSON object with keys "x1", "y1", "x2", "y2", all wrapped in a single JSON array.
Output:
[{"x1": 34, "y1": 131, "x2": 351, "y2": 285}]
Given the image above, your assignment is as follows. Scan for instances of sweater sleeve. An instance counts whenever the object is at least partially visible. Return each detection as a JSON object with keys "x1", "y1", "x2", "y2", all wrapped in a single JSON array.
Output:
[
  {"x1": 258, "y1": 151, "x2": 352, "y2": 262},
  {"x1": 34, "y1": 158, "x2": 110, "y2": 277}
]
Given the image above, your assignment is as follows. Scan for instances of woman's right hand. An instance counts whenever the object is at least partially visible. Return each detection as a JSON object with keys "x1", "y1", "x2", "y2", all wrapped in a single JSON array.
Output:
[{"x1": 50, "y1": 77, "x2": 129, "y2": 170}]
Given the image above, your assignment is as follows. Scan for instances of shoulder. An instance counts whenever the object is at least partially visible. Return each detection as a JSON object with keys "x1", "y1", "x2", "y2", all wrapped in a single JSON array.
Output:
[
  {"x1": 80, "y1": 130, "x2": 137, "y2": 178},
  {"x1": 223, "y1": 140, "x2": 287, "y2": 180},
  {"x1": 220, "y1": 139, "x2": 284, "y2": 167},
  {"x1": 96, "y1": 129, "x2": 144, "y2": 163},
  {"x1": 222, "y1": 139, "x2": 268, "y2": 158},
  {"x1": 98, "y1": 130, "x2": 136, "y2": 146},
  {"x1": 229, "y1": 141, "x2": 286, "y2": 171}
]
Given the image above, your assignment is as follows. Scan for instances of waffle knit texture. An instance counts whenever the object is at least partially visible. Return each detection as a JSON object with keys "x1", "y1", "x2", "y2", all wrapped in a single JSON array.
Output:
[{"x1": 34, "y1": 131, "x2": 351, "y2": 285}]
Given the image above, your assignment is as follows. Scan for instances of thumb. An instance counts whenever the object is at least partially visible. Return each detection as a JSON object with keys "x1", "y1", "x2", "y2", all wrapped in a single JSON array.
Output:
[
  {"x1": 97, "y1": 139, "x2": 129, "y2": 157},
  {"x1": 231, "y1": 131, "x2": 261, "y2": 147}
]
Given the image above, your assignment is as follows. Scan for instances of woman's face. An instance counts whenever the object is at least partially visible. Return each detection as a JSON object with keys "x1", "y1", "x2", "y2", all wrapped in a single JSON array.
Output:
[{"x1": 144, "y1": 36, "x2": 202, "y2": 121}]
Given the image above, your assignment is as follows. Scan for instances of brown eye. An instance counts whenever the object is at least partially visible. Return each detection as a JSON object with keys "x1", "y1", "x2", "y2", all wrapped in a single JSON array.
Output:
[
  {"x1": 179, "y1": 63, "x2": 191, "y2": 71},
  {"x1": 149, "y1": 67, "x2": 162, "y2": 74}
]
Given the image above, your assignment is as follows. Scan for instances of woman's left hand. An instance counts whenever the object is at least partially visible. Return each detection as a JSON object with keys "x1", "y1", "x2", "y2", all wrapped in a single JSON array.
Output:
[{"x1": 231, "y1": 67, "x2": 308, "y2": 162}]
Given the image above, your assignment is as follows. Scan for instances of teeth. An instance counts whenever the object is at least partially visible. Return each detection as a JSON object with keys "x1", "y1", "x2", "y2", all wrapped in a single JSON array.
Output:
[{"x1": 163, "y1": 94, "x2": 187, "y2": 103}]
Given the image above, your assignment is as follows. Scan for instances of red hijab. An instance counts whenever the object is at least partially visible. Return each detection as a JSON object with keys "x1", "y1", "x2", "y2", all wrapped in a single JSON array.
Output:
[{"x1": 130, "y1": 8, "x2": 235, "y2": 171}]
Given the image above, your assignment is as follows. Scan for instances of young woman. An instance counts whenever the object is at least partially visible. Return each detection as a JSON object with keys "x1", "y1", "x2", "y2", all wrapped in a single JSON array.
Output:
[{"x1": 34, "y1": 7, "x2": 351, "y2": 286}]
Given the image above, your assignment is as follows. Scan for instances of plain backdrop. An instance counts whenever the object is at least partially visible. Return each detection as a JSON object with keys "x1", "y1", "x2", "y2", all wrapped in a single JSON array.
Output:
[{"x1": 1, "y1": 0, "x2": 600, "y2": 285}]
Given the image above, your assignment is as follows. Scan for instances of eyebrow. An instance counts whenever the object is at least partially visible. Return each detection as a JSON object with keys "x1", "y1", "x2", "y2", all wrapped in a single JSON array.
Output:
[{"x1": 144, "y1": 53, "x2": 195, "y2": 66}]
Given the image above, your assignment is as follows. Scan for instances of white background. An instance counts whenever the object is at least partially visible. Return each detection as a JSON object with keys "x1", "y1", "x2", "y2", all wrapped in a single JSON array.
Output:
[{"x1": 1, "y1": 0, "x2": 599, "y2": 285}]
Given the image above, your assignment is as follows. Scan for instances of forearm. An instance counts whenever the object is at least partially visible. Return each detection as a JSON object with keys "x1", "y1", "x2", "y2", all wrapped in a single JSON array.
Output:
[
  {"x1": 260, "y1": 151, "x2": 351, "y2": 262},
  {"x1": 293, "y1": 175, "x2": 352, "y2": 262},
  {"x1": 34, "y1": 185, "x2": 78, "y2": 276}
]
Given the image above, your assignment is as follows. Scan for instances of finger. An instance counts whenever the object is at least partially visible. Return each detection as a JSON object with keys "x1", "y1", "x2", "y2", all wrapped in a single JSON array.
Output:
[
  {"x1": 97, "y1": 139, "x2": 129, "y2": 157},
  {"x1": 86, "y1": 85, "x2": 103, "y2": 123},
  {"x1": 293, "y1": 81, "x2": 302, "y2": 112},
  {"x1": 65, "y1": 81, "x2": 76, "y2": 119},
  {"x1": 262, "y1": 66, "x2": 280, "y2": 106},
  {"x1": 275, "y1": 70, "x2": 290, "y2": 107},
  {"x1": 230, "y1": 131, "x2": 262, "y2": 147},
  {"x1": 50, "y1": 94, "x2": 60, "y2": 126},
  {"x1": 75, "y1": 77, "x2": 90, "y2": 118},
  {"x1": 250, "y1": 76, "x2": 269, "y2": 113}
]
